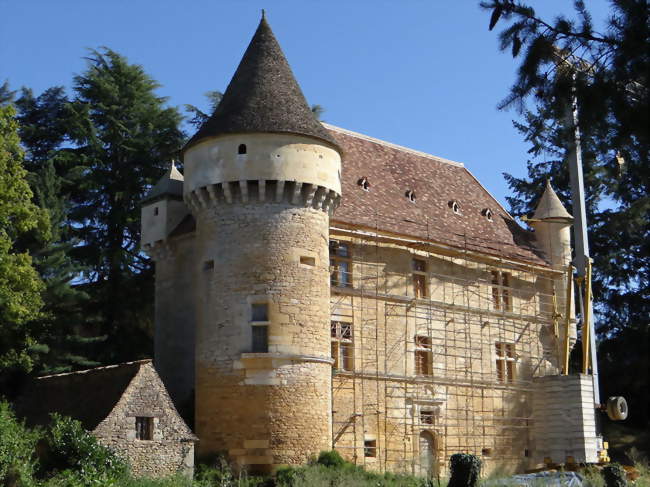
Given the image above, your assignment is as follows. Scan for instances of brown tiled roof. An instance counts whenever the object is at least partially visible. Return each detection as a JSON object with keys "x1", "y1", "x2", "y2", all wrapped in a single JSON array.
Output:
[
  {"x1": 183, "y1": 16, "x2": 338, "y2": 152},
  {"x1": 14, "y1": 360, "x2": 148, "y2": 430},
  {"x1": 329, "y1": 126, "x2": 546, "y2": 266}
]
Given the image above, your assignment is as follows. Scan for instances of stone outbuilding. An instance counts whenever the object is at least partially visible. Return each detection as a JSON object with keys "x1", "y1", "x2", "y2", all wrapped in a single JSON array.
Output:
[{"x1": 15, "y1": 360, "x2": 196, "y2": 478}]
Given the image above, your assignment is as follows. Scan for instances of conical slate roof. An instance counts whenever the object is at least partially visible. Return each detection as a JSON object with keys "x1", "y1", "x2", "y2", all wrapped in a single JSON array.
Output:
[
  {"x1": 533, "y1": 180, "x2": 573, "y2": 221},
  {"x1": 183, "y1": 16, "x2": 338, "y2": 152},
  {"x1": 142, "y1": 161, "x2": 184, "y2": 203}
]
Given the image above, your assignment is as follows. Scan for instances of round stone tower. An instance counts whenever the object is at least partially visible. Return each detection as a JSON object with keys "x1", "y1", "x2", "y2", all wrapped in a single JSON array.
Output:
[{"x1": 182, "y1": 16, "x2": 341, "y2": 472}]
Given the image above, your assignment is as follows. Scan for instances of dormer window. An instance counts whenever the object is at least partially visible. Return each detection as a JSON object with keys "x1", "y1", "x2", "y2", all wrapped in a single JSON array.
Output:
[
  {"x1": 357, "y1": 177, "x2": 370, "y2": 191},
  {"x1": 449, "y1": 200, "x2": 461, "y2": 214},
  {"x1": 238, "y1": 144, "x2": 247, "y2": 155},
  {"x1": 405, "y1": 190, "x2": 416, "y2": 203},
  {"x1": 482, "y1": 208, "x2": 493, "y2": 221}
]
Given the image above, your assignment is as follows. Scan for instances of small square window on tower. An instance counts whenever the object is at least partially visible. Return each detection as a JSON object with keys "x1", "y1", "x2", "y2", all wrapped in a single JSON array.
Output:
[
  {"x1": 135, "y1": 416, "x2": 153, "y2": 441},
  {"x1": 251, "y1": 303, "x2": 269, "y2": 322}
]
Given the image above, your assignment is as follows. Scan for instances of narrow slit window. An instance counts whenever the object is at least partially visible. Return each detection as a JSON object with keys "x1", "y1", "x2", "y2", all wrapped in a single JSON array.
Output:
[
  {"x1": 238, "y1": 143, "x2": 247, "y2": 155},
  {"x1": 135, "y1": 416, "x2": 153, "y2": 440},
  {"x1": 154, "y1": 207, "x2": 159, "y2": 216},
  {"x1": 300, "y1": 256, "x2": 316, "y2": 266}
]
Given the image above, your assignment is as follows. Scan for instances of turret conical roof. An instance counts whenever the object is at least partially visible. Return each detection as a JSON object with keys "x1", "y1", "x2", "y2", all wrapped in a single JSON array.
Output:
[
  {"x1": 183, "y1": 16, "x2": 338, "y2": 151},
  {"x1": 532, "y1": 180, "x2": 573, "y2": 221},
  {"x1": 142, "y1": 161, "x2": 184, "y2": 203}
]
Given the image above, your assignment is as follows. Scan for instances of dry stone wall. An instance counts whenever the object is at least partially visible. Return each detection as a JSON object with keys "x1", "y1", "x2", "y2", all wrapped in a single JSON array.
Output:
[{"x1": 93, "y1": 363, "x2": 195, "y2": 477}]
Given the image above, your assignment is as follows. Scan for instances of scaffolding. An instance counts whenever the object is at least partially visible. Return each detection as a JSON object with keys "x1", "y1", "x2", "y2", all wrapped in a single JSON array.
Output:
[{"x1": 328, "y1": 211, "x2": 568, "y2": 476}]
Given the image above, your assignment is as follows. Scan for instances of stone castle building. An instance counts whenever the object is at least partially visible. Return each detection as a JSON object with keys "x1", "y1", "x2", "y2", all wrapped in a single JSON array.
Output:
[{"x1": 141, "y1": 16, "x2": 601, "y2": 476}]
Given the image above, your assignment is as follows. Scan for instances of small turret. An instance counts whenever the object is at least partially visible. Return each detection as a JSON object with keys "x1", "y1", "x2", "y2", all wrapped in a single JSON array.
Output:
[
  {"x1": 530, "y1": 180, "x2": 575, "y2": 364},
  {"x1": 530, "y1": 180, "x2": 573, "y2": 268},
  {"x1": 140, "y1": 162, "x2": 189, "y2": 250}
]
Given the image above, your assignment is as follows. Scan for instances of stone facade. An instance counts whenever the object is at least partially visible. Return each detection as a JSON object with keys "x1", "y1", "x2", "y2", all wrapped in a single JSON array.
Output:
[
  {"x1": 94, "y1": 362, "x2": 197, "y2": 477},
  {"x1": 140, "y1": 15, "x2": 600, "y2": 479}
]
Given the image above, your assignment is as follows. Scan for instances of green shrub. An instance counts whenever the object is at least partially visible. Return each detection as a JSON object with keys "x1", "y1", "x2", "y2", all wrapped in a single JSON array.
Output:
[
  {"x1": 43, "y1": 413, "x2": 128, "y2": 484},
  {"x1": 602, "y1": 463, "x2": 628, "y2": 487},
  {"x1": 0, "y1": 401, "x2": 40, "y2": 487},
  {"x1": 448, "y1": 453, "x2": 481, "y2": 487},
  {"x1": 316, "y1": 450, "x2": 346, "y2": 468}
]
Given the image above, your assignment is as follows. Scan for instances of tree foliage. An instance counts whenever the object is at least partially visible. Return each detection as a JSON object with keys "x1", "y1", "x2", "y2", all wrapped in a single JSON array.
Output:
[
  {"x1": 0, "y1": 104, "x2": 49, "y2": 382},
  {"x1": 14, "y1": 86, "x2": 100, "y2": 375},
  {"x1": 482, "y1": 0, "x2": 649, "y2": 426},
  {"x1": 61, "y1": 48, "x2": 185, "y2": 363}
]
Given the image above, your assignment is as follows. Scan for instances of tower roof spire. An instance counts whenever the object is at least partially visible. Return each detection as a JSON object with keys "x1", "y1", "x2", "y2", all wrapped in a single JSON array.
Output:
[
  {"x1": 532, "y1": 179, "x2": 573, "y2": 221},
  {"x1": 184, "y1": 16, "x2": 338, "y2": 151}
]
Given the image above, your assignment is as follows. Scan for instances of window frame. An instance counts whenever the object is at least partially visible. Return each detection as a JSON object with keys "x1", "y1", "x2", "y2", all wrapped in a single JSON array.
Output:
[
  {"x1": 331, "y1": 320, "x2": 354, "y2": 371},
  {"x1": 412, "y1": 258, "x2": 428, "y2": 298},
  {"x1": 250, "y1": 302, "x2": 270, "y2": 353},
  {"x1": 330, "y1": 240, "x2": 352, "y2": 288},
  {"x1": 495, "y1": 342, "x2": 516, "y2": 383},
  {"x1": 490, "y1": 270, "x2": 513, "y2": 311},
  {"x1": 414, "y1": 335, "x2": 433, "y2": 376},
  {"x1": 135, "y1": 416, "x2": 153, "y2": 441},
  {"x1": 364, "y1": 439, "x2": 377, "y2": 458}
]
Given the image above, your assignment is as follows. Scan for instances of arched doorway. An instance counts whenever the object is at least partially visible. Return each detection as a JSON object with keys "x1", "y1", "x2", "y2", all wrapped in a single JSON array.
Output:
[{"x1": 418, "y1": 431, "x2": 437, "y2": 477}]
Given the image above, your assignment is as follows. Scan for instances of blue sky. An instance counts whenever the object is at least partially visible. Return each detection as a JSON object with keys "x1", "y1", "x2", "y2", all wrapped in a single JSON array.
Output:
[{"x1": 1, "y1": 1, "x2": 611, "y2": 209}]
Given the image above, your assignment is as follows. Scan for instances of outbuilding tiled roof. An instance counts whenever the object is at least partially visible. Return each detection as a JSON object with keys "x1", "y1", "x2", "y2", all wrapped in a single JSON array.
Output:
[
  {"x1": 328, "y1": 125, "x2": 546, "y2": 266},
  {"x1": 14, "y1": 360, "x2": 148, "y2": 430},
  {"x1": 183, "y1": 16, "x2": 338, "y2": 152}
]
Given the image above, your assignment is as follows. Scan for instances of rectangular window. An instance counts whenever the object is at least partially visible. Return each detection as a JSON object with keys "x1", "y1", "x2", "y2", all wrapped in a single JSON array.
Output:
[
  {"x1": 252, "y1": 325, "x2": 269, "y2": 353},
  {"x1": 415, "y1": 335, "x2": 433, "y2": 376},
  {"x1": 135, "y1": 416, "x2": 153, "y2": 441},
  {"x1": 364, "y1": 439, "x2": 377, "y2": 458},
  {"x1": 251, "y1": 303, "x2": 269, "y2": 322},
  {"x1": 331, "y1": 321, "x2": 353, "y2": 371},
  {"x1": 420, "y1": 409, "x2": 434, "y2": 425},
  {"x1": 330, "y1": 240, "x2": 352, "y2": 288},
  {"x1": 491, "y1": 271, "x2": 512, "y2": 311},
  {"x1": 412, "y1": 258, "x2": 427, "y2": 298},
  {"x1": 495, "y1": 342, "x2": 516, "y2": 383}
]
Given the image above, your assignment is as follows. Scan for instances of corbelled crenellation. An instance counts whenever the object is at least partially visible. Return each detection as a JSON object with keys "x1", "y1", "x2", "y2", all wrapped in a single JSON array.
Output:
[{"x1": 184, "y1": 180, "x2": 340, "y2": 215}]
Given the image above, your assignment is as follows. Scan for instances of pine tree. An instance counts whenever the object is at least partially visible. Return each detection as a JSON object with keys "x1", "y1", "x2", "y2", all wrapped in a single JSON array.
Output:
[
  {"x1": 14, "y1": 87, "x2": 101, "y2": 374},
  {"x1": 0, "y1": 104, "x2": 50, "y2": 392},
  {"x1": 482, "y1": 0, "x2": 649, "y2": 426},
  {"x1": 63, "y1": 48, "x2": 185, "y2": 362}
]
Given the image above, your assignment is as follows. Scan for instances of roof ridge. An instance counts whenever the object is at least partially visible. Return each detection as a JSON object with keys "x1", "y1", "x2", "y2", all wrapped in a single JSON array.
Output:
[
  {"x1": 323, "y1": 123, "x2": 464, "y2": 168},
  {"x1": 36, "y1": 359, "x2": 152, "y2": 380}
]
